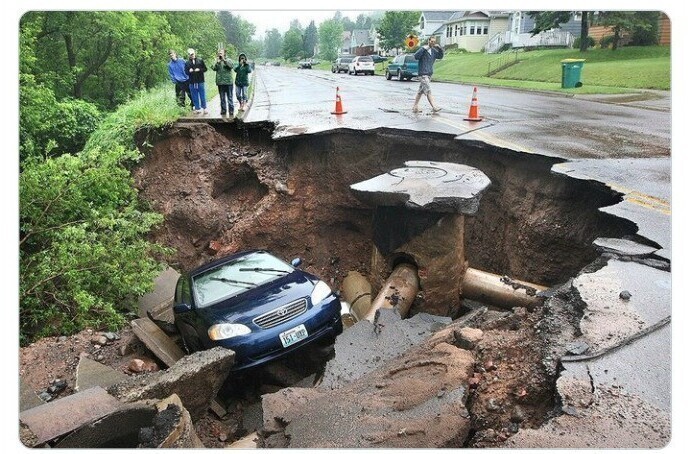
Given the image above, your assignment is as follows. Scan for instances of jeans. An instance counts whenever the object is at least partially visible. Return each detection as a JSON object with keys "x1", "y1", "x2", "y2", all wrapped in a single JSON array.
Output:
[
  {"x1": 174, "y1": 81, "x2": 191, "y2": 107},
  {"x1": 218, "y1": 84, "x2": 234, "y2": 114},
  {"x1": 189, "y1": 82, "x2": 207, "y2": 110},
  {"x1": 235, "y1": 85, "x2": 248, "y2": 103}
]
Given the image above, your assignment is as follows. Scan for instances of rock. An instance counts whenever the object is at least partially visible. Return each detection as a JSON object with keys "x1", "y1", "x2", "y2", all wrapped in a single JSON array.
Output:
[
  {"x1": 118, "y1": 344, "x2": 131, "y2": 356},
  {"x1": 566, "y1": 340, "x2": 590, "y2": 355},
  {"x1": 38, "y1": 392, "x2": 52, "y2": 402},
  {"x1": 95, "y1": 354, "x2": 105, "y2": 362},
  {"x1": 128, "y1": 359, "x2": 147, "y2": 373},
  {"x1": 486, "y1": 398, "x2": 501, "y2": 412},
  {"x1": 510, "y1": 406, "x2": 526, "y2": 423},
  {"x1": 619, "y1": 290, "x2": 632, "y2": 300},
  {"x1": 274, "y1": 182, "x2": 290, "y2": 195},
  {"x1": 208, "y1": 240, "x2": 222, "y2": 255},
  {"x1": 58, "y1": 336, "x2": 67, "y2": 342},
  {"x1": 219, "y1": 433, "x2": 228, "y2": 442},
  {"x1": 104, "y1": 332, "x2": 119, "y2": 342},
  {"x1": 484, "y1": 360, "x2": 497, "y2": 372},
  {"x1": 93, "y1": 336, "x2": 109, "y2": 346},
  {"x1": 454, "y1": 327, "x2": 483, "y2": 350},
  {"x1": 562, "y1": 405, "x2": 578, "y2": 416}
]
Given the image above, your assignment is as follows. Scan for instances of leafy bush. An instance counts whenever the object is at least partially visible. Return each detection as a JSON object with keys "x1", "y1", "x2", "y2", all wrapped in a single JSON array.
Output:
[
  {"x1": 599, "y1": 35, "x2": 616, "y2": 48},
  {"x1": 629, "y1": 12, "x2": 660, "y2": 46},
  {"x1": 19, "y1": 84, "x2": 182, "y2": 344},
  {"x1": 574, "y1": 36, "x2": 596, "y2": 49}
]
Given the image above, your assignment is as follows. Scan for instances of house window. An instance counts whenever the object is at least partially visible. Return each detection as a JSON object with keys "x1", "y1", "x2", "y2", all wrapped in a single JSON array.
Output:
[
  {"x1": 469, "y1": 25, "x2": 475, "y2": 35},
  {"x1": 420, "y1": 17, "x2": 425, "y2": 30},
  {"x1": 483, "y1": 25, "x2": 489, "y2": 35},
  {"x1": 455, "y1": 25, "x2": 458, "y2": 36}
]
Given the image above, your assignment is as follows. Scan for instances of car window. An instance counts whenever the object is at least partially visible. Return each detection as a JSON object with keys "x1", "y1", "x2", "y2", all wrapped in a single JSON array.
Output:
[
  {"x1": 192, "y1": 252, "x2": 293, "y2": 308},
  {"x1": 358, "y1": 56, "x2": 373, "y2": 62},
  {"x1": 405, "y1": 55, "x2": 416, "y2": 63},
  {"x1": 342, "y1": 57, "x2": 353, "y2": 63}
]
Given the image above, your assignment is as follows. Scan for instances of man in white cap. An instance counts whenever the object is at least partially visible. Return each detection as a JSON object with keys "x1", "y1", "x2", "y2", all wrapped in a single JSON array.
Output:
[{"x1": 184, "y1": 48, "x2": 208, "y2": 114}]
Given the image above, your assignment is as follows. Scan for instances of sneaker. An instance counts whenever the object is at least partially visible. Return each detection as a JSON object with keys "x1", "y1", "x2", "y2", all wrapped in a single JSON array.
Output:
[
  {"x1": 202, "y1": 109, "x2": 209, "y2": 115},
  {"x1": 412, "y1": 106, "x2": 421, "y2": 113},
  {"x1": 432, "y1": 107, "x2": 442, "y2": 113},
  {"x1": 192, "y1": 109, "x2": 200, "y2": 115},
  {"x1": 221, "y1": 111, "x2": 227, "y2": 116}
]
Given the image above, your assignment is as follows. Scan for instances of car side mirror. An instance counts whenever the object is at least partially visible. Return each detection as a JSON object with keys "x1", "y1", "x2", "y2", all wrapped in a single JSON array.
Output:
[
  {"x1": 291, "y1": 258, "x2": 302, "y2": 268},
  {"x1": 173, "y1": 303, "x2": 192, "y2": 314}
]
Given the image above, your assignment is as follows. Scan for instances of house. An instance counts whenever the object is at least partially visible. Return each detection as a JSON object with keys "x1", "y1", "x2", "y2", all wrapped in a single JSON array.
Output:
[
  {"x1": 340, "y1": 31, "x2": 352, "y2": 55},
  {"x1": 350, "y1": 29, "x2": 374, "y2": 56},
  {"x1": 418, "y1": 11, "x2": 457, "y2": 39},
  {"x1": 440, "y1": 11, "x2": 511, "y2": 51},
  {"x1": 484, "y1": 11, "x2": 578, "y2": 53}
]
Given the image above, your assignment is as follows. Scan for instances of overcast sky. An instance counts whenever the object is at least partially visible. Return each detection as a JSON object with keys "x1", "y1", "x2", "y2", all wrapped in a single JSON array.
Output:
[{"x1": 235, "y1": 10, "x2": 371, "y2": 38}]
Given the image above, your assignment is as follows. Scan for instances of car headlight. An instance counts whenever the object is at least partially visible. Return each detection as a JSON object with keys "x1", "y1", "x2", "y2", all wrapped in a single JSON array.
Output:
[
  {"x1": 311, "y1": 281, "x2": 333, "y2": 306},
  {"x1": 208, "y1": 323, "x2": 251, "y2": 341}
]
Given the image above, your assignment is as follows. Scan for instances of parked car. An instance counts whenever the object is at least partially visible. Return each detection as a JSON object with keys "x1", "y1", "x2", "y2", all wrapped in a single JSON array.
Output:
[
  {"x1": 173, "y1": 250, "x2": 343, "y2": 370},
  {"x1": 348, "y1": 56, "x2": 375, "y2": 75},
  {"x1": 331, "y1": 56, "x2": 353, "y2": 73},
  {"x1": 385, "y1": 54, "x2": 419, "y2": 81},
  {"x1": 297, "y1": 60, "x2": 312, "y2": 69},
  {"x1": 368, "y1": 54, "x2": 389, "y2": 64}
]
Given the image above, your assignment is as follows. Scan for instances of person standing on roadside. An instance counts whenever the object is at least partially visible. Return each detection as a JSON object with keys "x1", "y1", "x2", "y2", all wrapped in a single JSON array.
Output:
[
  {"x1": 234, "y1": 53, "x2": 252, "y2": 111},
  {"x1": 185, "y1": 48, "x2": 208, "y2": 115},
  {"x1": 412, "y1": 36, "x2": 444, "y2": 113},
  {"x1": 168, "y1": 50, "x2": 191, "y2": 108},
  {"x1": 213, "y1": 49, "x2": 234, "y2": 117}
]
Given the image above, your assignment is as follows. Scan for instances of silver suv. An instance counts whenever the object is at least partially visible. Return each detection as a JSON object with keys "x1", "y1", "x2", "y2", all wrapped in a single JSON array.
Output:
[{"x1": 331, "y1": 56, "x2": 353, "y2": 73}]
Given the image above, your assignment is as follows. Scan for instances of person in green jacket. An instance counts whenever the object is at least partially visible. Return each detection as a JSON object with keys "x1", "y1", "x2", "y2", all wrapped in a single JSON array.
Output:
[
  {"x1": 234, "y1": 53, "x2": 252, "y2": 111},
  {"x1": 213, "y1": 49, "x2": 234, "y2": 116}
]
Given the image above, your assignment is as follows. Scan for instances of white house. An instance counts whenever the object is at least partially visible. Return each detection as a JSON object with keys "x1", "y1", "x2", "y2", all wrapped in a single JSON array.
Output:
[
  {"x1": 418, "y1": 11, "x2": 456, "y2": 39},
  {"x1": 440, "y1": 11, "x2": 511, "y2": 51}
]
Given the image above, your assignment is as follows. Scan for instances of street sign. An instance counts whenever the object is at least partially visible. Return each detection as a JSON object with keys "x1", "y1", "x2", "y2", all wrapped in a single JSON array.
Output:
[{"x1": 406, "y1": 34, "x2": 419, "y2": 49}]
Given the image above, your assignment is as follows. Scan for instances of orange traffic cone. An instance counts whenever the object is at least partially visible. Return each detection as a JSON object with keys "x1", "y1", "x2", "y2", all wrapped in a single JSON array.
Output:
[
  {"x1": 464, "y1": 86, "x2": 482, "y2": 122},
  {"x1": 331, "y1": 86, "x2": 347, "y2": 115}
]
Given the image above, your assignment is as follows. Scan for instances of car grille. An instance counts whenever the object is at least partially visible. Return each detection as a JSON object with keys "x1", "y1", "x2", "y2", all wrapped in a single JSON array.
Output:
[{"x1": 253, "y1": 298, "x2": 308, "y2": 329}]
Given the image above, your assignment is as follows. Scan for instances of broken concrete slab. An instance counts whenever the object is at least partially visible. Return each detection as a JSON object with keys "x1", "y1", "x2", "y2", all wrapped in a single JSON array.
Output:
[
  {"x1": 20, "y1": 377, "x2": 45, "y2": 412},
  {"x1": 130, "y1": 317, "x2": 184, "y2": 367},
  {"x1": 145, "y1": 394, "x2": 205, "y2": 448},
  {"x1": 107, "y1": 347, "x2": 235, "y2": 421},
  {"x1": 75, "y1": 356, "x2": 128, "y2": 392},
  {"x1": 54, "y1": 402, "x2": 156, "y2": 448},
  {"x1": 138, "y1": 266, "x2": 180, "y2": 319},
  {"x1": 319, "y1": 309, "x2": 452, "y2": 390},
  {"x1": 592, "y1": 237, "x2": 658, "y2": 256},
  {"x1": 230, "y1": 431, "x2": 259, "y2": 448},
  {"x1": 19, "y1": 386, "x2": 123, "y2": 446},
  {"x1": 350, "y1": 160, "x2": 491, "y2": 214},
  {"x1": 260, "y1": 327, "x2": 475, "y2": 448}
]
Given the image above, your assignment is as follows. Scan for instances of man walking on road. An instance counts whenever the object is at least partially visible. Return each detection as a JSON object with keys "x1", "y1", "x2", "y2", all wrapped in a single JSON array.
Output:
[
  {"x1": 168, "y1": 50, "x2": 191, "y2": 108},
  {"x1": 412, "y1": 36, "x2": 444, "y2": 113}
]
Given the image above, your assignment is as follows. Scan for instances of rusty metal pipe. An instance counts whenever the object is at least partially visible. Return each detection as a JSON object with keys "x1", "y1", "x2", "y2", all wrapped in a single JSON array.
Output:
[
  {"x1": 363, "y1": 263, "x2": 420, "y2": 322},
  {"x1": 462, "y1": 267, "x2": 547, "y2": 309},
  {"x1": 341, "y1": 271, "x2": 373, "y2": 322}
]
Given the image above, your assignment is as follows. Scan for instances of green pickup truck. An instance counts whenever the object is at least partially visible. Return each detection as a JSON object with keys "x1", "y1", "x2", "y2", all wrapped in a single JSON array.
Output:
[{"x1": 385, "y1": 54, "x2": 419, "y2": 81}]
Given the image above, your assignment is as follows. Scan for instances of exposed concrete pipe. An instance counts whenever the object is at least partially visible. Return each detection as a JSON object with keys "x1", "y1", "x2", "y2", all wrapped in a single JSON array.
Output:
[
  {"x1": 461, "y1": 267, "x2": 547, "y2": 309},
  {"x1": 363, "y1": 263, "x2": 420, "y2": 322},
  {"x1": 341, "y1": 271, "x2": 373, "y2": 322}
]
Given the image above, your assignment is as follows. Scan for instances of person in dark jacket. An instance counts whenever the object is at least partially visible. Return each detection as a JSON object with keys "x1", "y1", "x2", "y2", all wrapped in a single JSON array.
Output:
[
  {"x1": 234, "y1": 53, "x2": 252, "y2": 111},
  {"x1": 185, "y1": 48, "x2": 208, "y2": 115},
  {"x1": 213, "y1": 49, "x2": 234, "y2": 117},
  {"x1": 412, "y1": 36, "x2": 444, "y2": 113},
  {"x1": 168, "y1": 50, "x2": 191, "y2": 108}
]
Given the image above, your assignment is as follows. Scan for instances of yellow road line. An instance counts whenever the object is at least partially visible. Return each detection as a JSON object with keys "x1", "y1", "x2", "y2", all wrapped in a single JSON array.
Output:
[{"x1": 431, "y1": 115, "x2": 535, "y2": 154}]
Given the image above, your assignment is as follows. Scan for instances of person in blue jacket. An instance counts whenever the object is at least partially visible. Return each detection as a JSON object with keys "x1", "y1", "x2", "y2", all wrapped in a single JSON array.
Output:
[
  {"x1": 412, "y1": 36, "x2": 444, "y2": 113},
  {"x1": 168, "y1": 50, "x2": 191, "y2": 108}
]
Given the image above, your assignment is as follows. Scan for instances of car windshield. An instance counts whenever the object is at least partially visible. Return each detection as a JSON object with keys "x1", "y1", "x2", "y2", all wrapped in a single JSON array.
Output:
[
  {"x1": 359, "y1": 56, "x2": 373, "y2": 62},
  {"x1": 342, "y1": 58, "x2": 352, "y2": 63},
  {"x1": 405, "y1": 56, "x2": 416, "y2": 63},
  {"x1": 191, "y1": 252, "x2": 294, "y2": 308}
]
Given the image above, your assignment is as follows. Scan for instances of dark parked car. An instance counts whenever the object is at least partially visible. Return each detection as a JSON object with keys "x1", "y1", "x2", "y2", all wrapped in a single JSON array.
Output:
[
  {"x1": 385, "y1": 54, "x2": 419, "y2": 81},
  {"x1": 331, "y1": 56, "x2": 353, "y2": 73},
  {"x1": 173, "y1": 250, "x2": 343, "y2": 370},
  {"x1": 297, "y1": 60, "x2": 312, "y2": 69},
  {"x1": 368, "y1": 54, "x2": 389, "y2": 64}
]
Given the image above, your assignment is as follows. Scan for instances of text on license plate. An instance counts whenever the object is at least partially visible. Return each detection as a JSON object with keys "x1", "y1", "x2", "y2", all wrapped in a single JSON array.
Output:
[{"x1": 279, "y1": 324, "x2": 308, "y2": 348}]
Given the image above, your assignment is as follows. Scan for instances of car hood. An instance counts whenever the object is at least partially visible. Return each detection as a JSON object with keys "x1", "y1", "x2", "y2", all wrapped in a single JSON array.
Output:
[{"x1": 196, "y1": 271, "x2": 320, "y2": 325}]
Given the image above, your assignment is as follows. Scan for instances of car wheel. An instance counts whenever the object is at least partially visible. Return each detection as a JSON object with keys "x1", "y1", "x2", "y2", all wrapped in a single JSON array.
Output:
[
  {"x1": 331, "y1": 67, "x2": 335, "y2": 73},
  {"x1": 385, "y1": 70, "x2": 391, "y2": 80},
  {"x1": 397, "y1": 70, "x2": 403, "y2": 81}
]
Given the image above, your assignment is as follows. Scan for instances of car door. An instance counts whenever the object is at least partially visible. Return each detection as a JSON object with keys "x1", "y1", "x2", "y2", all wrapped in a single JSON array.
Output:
[{"x1": 173, "y1": 275, "x2": 205, "y2": 352}]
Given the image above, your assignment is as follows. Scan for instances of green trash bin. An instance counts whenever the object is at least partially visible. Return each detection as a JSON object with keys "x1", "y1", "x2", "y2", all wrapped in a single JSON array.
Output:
[{"x1": 561, "y1": 58, "x2": 585, "y2": 88}]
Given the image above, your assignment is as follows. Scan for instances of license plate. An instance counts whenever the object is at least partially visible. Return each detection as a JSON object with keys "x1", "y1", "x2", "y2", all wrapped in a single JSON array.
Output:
[{"x1": 279, "y1": 324, "x2": 308, "y2": 348}]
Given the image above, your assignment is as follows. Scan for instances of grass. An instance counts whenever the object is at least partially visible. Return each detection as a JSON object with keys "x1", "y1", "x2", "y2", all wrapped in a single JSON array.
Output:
[{"x1": 433, "y1": 46, "x2": 670, "y2": 93}]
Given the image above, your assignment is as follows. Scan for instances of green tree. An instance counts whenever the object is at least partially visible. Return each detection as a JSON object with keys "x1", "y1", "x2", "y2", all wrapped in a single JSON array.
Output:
[
  {"x1": 597, "y1": 11, "x2": 652, "y2": 50},
  {"x1": 264, "y1": 29, "x2": 283, "y2": 58},
  {"x1": 217, "y1": 11, "x2": 256, "y2": 52},
  {"x1": 341, "y1": 16, "x2": 355, "y2": 33},
  {"x1": 246, "y1": 39, "x2": 265, "y2": 59},
  {"x1": 528, "y1": 11, "x2": 592, "y2": 52},
  {"x1": 282, "y1": 28, "x2": 304, "y2": 61},
  {"x1": 318, "y1": 19, "x2": 344, "y2": 62},
  {"x1": 628, "y1": 11, "x2": 660, "y2": 46},
  {"x1": 303, "y1": 20, "x2": 318, "y2": 57},
  {"x1": 355, "y1": 14, "x2": 372, "y2": 30},
  {"x1": 376, "y1": 11, "x2": 419, "y2": 51}
]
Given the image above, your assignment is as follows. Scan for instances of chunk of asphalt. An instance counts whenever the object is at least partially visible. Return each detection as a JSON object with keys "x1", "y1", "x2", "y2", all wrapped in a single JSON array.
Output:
[
  {"x1": 593, "y1": 237, "x2": 658, "y2": 257},
  {"x1": 130, "y1": 317, "x2": 185, "y2": 368},
  {"x1": 75, "y1": 357, "x2": 128, "y2": 392},
  {"x1": 349, "y1": 161, "x2": 491, "y2": 214},
  {"x1": 319, "y1": 309, "x2": 452, "y2": 390},
  {"x1": 20, "y1": 377, "x2": 45, "y2": 412}
]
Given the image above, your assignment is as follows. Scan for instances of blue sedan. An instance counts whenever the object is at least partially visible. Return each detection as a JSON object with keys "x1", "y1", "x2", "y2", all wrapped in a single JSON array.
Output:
[{"x1": 173, "y1": 250, "x2": 343, "y2": 370}]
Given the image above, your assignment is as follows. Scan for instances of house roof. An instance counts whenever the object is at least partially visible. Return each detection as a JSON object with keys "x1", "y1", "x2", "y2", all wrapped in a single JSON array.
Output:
[
  {"x1": 352, "y1": 29, "x2": 373, "y2": 47},
  {"x1": 422, "y1": 11, "x2": 458, "y2": 22},
  {"x1": 431, "y1": 24, "x2": 446, "y2": 36}
]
